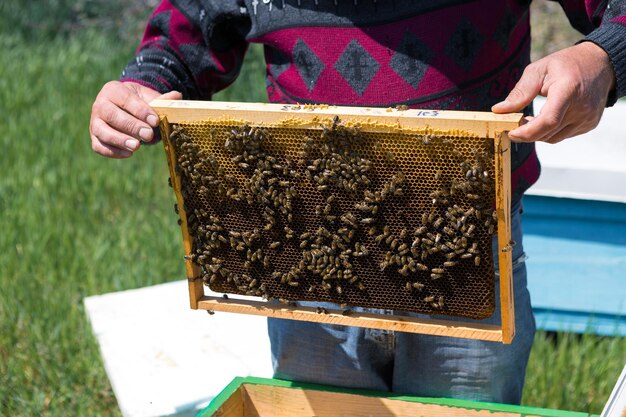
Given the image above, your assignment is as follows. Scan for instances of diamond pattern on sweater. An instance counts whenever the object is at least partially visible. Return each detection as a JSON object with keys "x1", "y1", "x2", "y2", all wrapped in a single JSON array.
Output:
[
  {"x1": 390, "y1": 32, "x2": 433, "y2": 89},
  {"x1": 293, "y1": 39, "x2": 325, "y2": 92},
  {"x1": 493, "y1": 8, "x2": 516, "y2": 50},
  {"x1": 445, "y1": 17, "x2": 484, "y2": 72},
  {"x1": 178, "y1": 43, "x2": 217, "y2": 75},
  {"x1": 335, "y1": 39, "x2": 380, "y2": 95}
]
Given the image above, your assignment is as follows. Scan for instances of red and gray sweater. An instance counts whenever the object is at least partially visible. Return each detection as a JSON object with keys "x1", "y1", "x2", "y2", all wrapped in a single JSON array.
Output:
[{"x1": 121, "y1": 0, "x2": 626, "y2": 203}]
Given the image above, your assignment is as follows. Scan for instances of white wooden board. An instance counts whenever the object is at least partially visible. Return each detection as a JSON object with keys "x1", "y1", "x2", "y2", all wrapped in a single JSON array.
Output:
[
  {"x1": 528, "y1": 99, "x2": 626, "y2": 202},
  {"x1": 84, "y1": 280, "x2": 272, "y2": 417}
]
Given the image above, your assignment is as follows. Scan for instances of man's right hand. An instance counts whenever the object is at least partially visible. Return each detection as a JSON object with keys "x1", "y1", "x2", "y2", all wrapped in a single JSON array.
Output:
[{"x1": 90, "y1": 81, "x2": 182, "y2": 158}]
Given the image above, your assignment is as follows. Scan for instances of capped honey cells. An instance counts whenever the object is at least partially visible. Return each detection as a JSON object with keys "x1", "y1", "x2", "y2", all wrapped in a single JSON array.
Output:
[{"x1": 166, "y1": 116, "x2": 499, "y2": 320}]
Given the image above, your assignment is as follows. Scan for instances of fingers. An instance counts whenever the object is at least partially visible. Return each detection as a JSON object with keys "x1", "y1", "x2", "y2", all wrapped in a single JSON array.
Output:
[
  {"x1": 494, "y1": 43, "x2": 614, "y2": 145},
  {"x1": 109, "y1": 82, "x2": 161, "y2": 129},
  {"x1": 158, "y1": 90, "x2": 183, "y2": 101},
  {"x1": 491, "y1": 64, "x2": 544, "y2": 113},
  {"x1": 542, "y1": 123, "x2": 578, "y2": 144},
  {"x1": 91, "y1": 117, "x2": 141, "y2": 153},
  {"x1": 508, "y1": 86, "x2": 571, "y2": 142},
  {"x1": 90, "y1": 81, "x2": 180, "y2": 158},
  {"x1": 509, "y1": 121, "x2": 576, "y2": 145},
  {"x1": 96, "y1": 99, "x2": 156, "y2": 142},
  {"x1": 91, "y1": 139, "x2": 133, "y2": 159}
]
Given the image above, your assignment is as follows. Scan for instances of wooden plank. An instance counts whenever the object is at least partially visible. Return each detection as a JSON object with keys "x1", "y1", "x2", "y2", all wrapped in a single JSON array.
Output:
[
  {"x1": 197, "y1": 296, "x2": 503, "y2": 342},
  {"x1": 201, "y1": 376, "x2": 595, "y2": 417},
  {"x1": 241, "y1": 383, "x2": 521, "y2": 417},
  {"x1": 160, "y1": 116, "x2": 204, "y2": 309},
  {"x1": 241, "y1": 387, "x2": 262, "y2": 417},
  {"x1": 151, "y1": 100, "x2": 522, "y2": 138},
  {"x1": 188, "y1": 277, "x2": 204, "y2": 310},
  {"x1": 495, "y1": 131, "x2": 515, "y2": 344},
  {"x1": 212, "y1": 387, "x2": 245, "y2": 417}
]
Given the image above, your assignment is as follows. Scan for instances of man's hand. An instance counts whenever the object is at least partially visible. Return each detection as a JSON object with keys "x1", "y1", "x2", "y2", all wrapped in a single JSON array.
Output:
[
  {"x1": 90, "y1": 81, "x2": 182, "y2": 158},
  {"x1": 492, "y1": 42, "x2": 616, "y2": 144}
]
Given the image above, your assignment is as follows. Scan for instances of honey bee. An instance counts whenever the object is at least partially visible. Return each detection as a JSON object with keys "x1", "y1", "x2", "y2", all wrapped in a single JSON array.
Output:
[
  {"x1": 414, "y1": 226, "x2": 427, "y2": 235},
  {"x1": 415, "y1": 263, "x2": 428, "y2": 271}
]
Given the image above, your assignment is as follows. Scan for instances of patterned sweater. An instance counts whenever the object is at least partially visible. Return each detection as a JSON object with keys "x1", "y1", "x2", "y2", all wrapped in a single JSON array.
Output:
[{"x1": 121, "y1": 0, "x2": 626, "y2": 202}]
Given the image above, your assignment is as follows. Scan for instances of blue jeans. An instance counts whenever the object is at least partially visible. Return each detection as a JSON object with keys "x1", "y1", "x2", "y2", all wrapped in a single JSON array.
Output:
[{"x1": 268, "y1": 201, "x2": 535, "y2": 404}]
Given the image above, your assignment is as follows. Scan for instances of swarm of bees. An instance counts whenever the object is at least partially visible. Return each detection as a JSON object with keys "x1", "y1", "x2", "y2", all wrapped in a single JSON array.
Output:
[{"x1": 167, "y1": 116, "x2": 499, "y2": 319}]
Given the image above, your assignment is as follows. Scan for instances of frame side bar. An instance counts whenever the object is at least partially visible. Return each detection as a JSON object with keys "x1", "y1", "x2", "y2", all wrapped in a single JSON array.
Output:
[
  {"x1": 495, "y1": 131, "x2": 515, "y2": 344},
  {"x1": 160, "y1": 117, "x2": 204, "y2": 308}
]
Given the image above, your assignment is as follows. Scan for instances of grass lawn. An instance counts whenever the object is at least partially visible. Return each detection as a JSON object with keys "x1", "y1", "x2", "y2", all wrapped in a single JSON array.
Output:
[{"x1": 0, "y1": 4, "x2": 623, "y2": 416}]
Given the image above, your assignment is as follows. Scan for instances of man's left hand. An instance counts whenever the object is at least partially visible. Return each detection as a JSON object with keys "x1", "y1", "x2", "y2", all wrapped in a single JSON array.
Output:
[{"x1": 492, "y1": 42, "x2": 616, "y2": 144}]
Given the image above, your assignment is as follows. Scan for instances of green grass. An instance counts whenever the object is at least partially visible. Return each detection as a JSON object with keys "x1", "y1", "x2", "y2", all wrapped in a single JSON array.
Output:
[
  {"x1": 525, "y1": 332, "x2": 625, "y2": 414},
  {"x1": 0, "y1": 29, "x2": 180, "y2": 415},
  {"x1": 0, "y1": 20, "x2": 266, "y2": 415},
  {"x1": 0, "y1": 8, "x2": 624, "y2": 417}
]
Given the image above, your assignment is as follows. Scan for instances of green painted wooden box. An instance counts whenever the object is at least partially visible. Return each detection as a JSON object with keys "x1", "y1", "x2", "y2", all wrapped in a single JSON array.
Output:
[{"x1": 198, "y1": 376, "x2": 597, "y2": 417}]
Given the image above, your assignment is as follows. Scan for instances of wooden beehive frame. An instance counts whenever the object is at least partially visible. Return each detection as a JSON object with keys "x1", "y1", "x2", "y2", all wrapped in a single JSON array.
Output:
[{"x1": 152, "y1": 100, "x2": 521, "y2": 344}]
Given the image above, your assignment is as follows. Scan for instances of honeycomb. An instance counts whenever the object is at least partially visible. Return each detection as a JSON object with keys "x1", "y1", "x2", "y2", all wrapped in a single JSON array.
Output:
[{"x1": 164, "y1": 115, "x2": 502, "y2": 320}]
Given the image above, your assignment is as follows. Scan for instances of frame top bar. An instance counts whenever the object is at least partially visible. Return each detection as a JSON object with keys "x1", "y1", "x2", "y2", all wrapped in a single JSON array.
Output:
[{"x1": 151, "y1": 100, "x2": 522, "y2": 138}]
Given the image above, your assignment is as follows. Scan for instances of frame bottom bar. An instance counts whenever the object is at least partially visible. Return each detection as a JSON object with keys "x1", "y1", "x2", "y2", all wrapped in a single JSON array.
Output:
[{"x1": 197, "y1": 296, "x2": 506, "y2": 343}]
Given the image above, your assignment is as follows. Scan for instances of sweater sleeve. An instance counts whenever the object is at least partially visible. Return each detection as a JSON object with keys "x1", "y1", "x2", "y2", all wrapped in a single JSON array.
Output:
[
  {"x1": 120, "y1": 0, "x2": 251, "y2": 100},
  {"x1": 557, "y1": 0, "x2": 626, "y2": 105}
]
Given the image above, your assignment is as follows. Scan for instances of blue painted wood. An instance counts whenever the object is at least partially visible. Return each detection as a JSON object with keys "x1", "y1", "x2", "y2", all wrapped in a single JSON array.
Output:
[
  {"x1": 532, "y1": 308, "x2": 625, "y2": 336},
  {"x1": 523, "y1": 196, "x2": 626, "y2": 244},
  {"x1": 522, "y1": 195, "x2": 626, "y2": 336}
]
